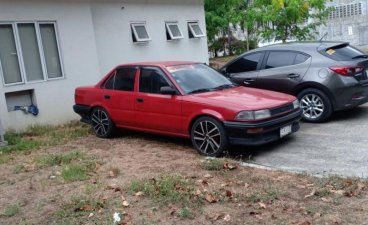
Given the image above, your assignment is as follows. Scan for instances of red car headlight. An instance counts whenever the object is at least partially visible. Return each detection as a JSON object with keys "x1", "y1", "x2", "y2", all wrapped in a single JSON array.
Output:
[{"x1": 235, "y1": 109, "x2": 271, "y2": 121}]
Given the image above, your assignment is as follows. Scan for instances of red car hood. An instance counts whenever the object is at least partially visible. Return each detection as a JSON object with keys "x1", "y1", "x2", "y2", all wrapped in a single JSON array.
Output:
[{"x1": 185, "y1": 86, "x2": 296, "y2": 111}]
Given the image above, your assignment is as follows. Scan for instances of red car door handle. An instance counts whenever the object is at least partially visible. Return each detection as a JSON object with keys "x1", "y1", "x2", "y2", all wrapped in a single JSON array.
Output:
[
  {"x1": 104, "y1": 95, "x2": 111, "y2": 100},
  {"x1": 136, "y1": 98, "x2": 144, "y2": 103}
]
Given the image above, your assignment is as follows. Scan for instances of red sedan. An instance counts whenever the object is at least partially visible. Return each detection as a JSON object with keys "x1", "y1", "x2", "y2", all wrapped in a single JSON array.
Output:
[{"x1": 74, "y1": 62, "x2": 302, "y2": 156}]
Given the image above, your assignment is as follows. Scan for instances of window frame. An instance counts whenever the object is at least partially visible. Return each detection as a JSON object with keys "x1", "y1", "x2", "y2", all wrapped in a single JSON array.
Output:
[
  {"x1": 138, "y1": 66, "x2": 178, "y2": 95},
  {"x1": 165, "y1": 22, "x2": 184, "y2": 40},
  {"x1": 131, "y1": 22, "x2": 151, "y2": 43},
  {"x1": 188, "y1": 21, "x2": 205, "y2": 38},
  {"x1": 0, "y1": 21, "x2": 64, "y2": 86}
]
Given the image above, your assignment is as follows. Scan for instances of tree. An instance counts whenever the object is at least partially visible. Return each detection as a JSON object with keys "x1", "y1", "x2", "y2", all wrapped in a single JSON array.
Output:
[
  {"x1": 247, "y1": 0, "x2": 331, "y2": 43},
  {"x1": 205, "y1": 0, "x2": 247, "y2": 56}
]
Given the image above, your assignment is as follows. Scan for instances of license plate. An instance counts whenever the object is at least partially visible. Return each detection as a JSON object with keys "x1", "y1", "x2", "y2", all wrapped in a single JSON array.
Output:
[{"x1": 280, "y1": 125, "x2": 292, "y2": 138}]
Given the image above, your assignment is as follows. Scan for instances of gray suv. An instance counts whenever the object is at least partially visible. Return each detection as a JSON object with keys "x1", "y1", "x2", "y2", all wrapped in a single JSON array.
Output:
[{"x1": 220, "y1": 42, "x2": 368, "y2": 122}]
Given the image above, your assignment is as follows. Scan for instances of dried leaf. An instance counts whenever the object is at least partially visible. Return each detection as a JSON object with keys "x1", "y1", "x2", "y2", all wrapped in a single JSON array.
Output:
[
  {"x1": 135, "y1": 191, "x2": 144, "y2": 196},
  {"x1": 223, "y1": 162, "x2": 237, "y2": 170},
  {"x1": 204, "y1": 174, "x2": 213, "y2": 178},
  {"x1": 223, "y1": 214, "x2": 231, "y2": 221},
  {"x1": 90, "y1": 179, "x2": 97, "y2": 184},
  {"x1": 258, "y1": 202, "x2": 266, "y2": 209},
  {"x1": 122, "y1": 200, "x2": 129, "y2": 207},
  {"x1": 225, "y1": 190, "x2": 233, "y2": 198},
  {"x1": 249, "y1": 211, "x2": 260, "y2": 216},
  {"x1": 170, "y1": 208, "x2": 177, "y2": 216},
  {"x1": 314, "y1": 212, "x2": 322, "y2": 218},
  {"x1": 78, "y1": 204, "x2": 92, "y2": 212},
  {"x1": 255, "y1": 214, "x2": 263, "y2": 220},
  {"x1": 330, "y1": 190, "x2": 345, "y2": 195},
  {"x1": 300, "y1": 221, "x2": 311, "y2": 225},
  {"x1": 195, "y1": 189, "x2": 202, "y2": 196},
  {"x1": 304, "y1": 188, "x2": 316, "y2": 198},
  {"x1": 175, "y1": 184, "x2": 185, "y2": 191},
  {"x1": 244, "y1": 183, "x2": 250, "y2": 188},
  {"x1": 108, "y1": 169, "x2": 119, "y2": 178},
  {"x1": 202, "y1": 180, "x2": 209, "y2": 186},
  {"x1": 204, "y1": 193, "x2": 217, "y2": 203},
  {"x1": 205, "y1": 213, "x2": 224, "y2": 221}
]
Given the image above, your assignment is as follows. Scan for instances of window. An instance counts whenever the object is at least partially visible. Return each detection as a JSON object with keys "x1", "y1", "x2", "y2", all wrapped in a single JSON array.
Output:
[
  {"x1": 321, "y1": 43, "x2": 365, "y2": 61},
  {"x1": 139, "y1": 67, "x2": 170, "y2": 94},
  {"x1": 0, "y1": 22, "x2": 63, "y2": 85},
  {"x1": 226, "y1": 52, "x2": 263, "y2": 73},
  {"x1": 188, "y1": 22, "x2": 205, "y2": 38},
  {"x1": 294, "y1": 54, "x2": 310, "y2": 64},
  {"x1": 131, "y1": 23, "x2": 151, "y2": 43},
  {"x1": 104, "y1": 68, "x2": 136, "y2": 91},
  {"x1": 166, "y1": 22, "x2": 183, "y2": 40},
  {"x1": 266, "y1": 52, "x2": 297, "y2": 69}
]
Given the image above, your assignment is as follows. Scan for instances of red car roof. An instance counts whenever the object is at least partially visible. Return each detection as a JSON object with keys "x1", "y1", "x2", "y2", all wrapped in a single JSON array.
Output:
[{"x1": 117, "y1": 61, "x2": 201, "y2": 68}]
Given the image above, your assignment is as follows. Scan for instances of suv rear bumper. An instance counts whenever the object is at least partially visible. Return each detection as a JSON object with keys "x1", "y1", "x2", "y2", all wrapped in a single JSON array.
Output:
[
  {"x1": 73, "y1": 105, "x2": 91, "y2": 124},
  {"x1": 224, "y1": 109, "x2": 302, "y2": 146}
]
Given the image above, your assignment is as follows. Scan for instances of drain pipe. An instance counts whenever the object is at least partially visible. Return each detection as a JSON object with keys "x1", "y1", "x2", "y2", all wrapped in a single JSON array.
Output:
[{"x1": 0, "y1": 118, "x2": 7, "y2": 147}]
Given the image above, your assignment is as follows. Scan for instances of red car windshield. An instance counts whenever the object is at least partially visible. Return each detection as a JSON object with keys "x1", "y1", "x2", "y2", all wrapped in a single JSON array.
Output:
[{"x1": 167, "y1": 64, "x2": 235, "y2": 94}]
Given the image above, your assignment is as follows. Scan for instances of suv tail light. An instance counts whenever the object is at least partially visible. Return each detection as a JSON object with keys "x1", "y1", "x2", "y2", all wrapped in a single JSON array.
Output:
[{"x1": 330, "y1": 66, "x2": 364, "y2": 76}]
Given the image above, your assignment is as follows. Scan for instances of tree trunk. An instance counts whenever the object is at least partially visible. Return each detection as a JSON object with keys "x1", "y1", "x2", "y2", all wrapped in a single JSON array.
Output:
[
  {"x1": 246, "y1": 27, "x2": 249, "y2": 51},
  {"x1": 228, "y1": 26, "x2": 232, "y2": 56}
]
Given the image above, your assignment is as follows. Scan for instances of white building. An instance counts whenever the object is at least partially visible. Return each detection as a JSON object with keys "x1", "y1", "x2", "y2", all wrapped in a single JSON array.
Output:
[{"x1": 0, "y1": 0, "x2": 209, "y2": 131}]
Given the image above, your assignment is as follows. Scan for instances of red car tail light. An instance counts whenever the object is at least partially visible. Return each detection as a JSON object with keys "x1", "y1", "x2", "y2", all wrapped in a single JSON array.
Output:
[{"x1": 329, "y1": 66, "x2": 364, "y2": 76}]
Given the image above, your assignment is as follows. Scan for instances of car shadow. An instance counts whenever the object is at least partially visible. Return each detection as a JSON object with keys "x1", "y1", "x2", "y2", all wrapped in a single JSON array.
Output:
[
  {"x1": 114, "y1": 129, "x2": 193, "y2": 148},
  {"x1": 226, "y1": 136, "x2": 294, "y2": 161},
  {"x1": 328, "y1": 105, "x2": 368, "y2": 122}
]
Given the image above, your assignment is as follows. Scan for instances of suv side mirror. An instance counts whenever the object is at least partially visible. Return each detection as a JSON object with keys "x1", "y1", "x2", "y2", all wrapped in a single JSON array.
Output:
[{"x1": 160, "y1": 86, "x2": 177, "y2": 95}]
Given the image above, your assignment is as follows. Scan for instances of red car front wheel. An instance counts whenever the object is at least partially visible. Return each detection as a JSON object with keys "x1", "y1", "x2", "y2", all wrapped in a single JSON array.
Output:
[{"x1": 191, "y1": 116, "x2": 228, "y2": 157}]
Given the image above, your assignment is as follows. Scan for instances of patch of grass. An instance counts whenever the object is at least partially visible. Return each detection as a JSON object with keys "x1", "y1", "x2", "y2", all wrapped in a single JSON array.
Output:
[
  {"x1": 247, "y1": 182, "x2": 278, "y2": 203},
  {"x1": 13, "y1": 164, "x2": 25, "y2": 174},
  {"x1": 52, "y1": 195, "x2": 114, "y2": 225},
  {"x1": 0, "y1": 122, "x2": 90, "y2": 158},
  {"x1": 60, "y1": 156, "x2": 101, "y2": 182},
  {"x1": 200, "y1": 158, "x2": 224, "y2": 171},
  {"x1": 305, "y1": 206, "x2": 318, "y2": 215},
  {"x1": 177, "y1": 207, "x2": 194, "y2": 219},
  {"x1": 3, "y1": 203, "x2": 20, "y2": 217},
  {"x1": 126, "y1": 174, "x2": 199, "y2": 208},
  {"x1": 61, "y1": 164, "x2": 89, "y2": 182},
  {"x1": 35, "y1": 151, "x2": 85, "y2": 168},
  {"x1": 314, "y1": 175, "x2": 367, "y2": 197}
]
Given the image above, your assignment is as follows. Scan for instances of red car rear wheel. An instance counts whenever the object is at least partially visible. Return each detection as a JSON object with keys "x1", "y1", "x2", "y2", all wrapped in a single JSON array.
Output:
[{"x1": 91, "y1": 107, "x2": 115, "y2": 138}]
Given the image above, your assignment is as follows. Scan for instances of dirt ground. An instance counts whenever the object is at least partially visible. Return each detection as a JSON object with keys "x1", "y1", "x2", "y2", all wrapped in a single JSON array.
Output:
[{"x1": 1, "y1": 127, "x2": 368, "y2": 225}]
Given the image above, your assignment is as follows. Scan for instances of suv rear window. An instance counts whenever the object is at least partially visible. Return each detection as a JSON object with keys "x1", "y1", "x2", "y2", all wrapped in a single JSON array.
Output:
[{"x1": 321, "y1": 44, "x2": 365, "y2": 61}]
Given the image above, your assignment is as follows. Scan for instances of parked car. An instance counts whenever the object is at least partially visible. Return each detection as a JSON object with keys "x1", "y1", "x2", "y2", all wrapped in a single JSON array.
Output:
[
  {"x1": 220, "y1": 42, "x2": 368, "y2": 122},
  {"x1": 74, "y1": 62, "x2": 302, "y2": 156}
]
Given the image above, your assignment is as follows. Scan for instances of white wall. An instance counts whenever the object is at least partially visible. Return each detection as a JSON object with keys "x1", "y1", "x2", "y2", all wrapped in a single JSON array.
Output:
[
  {"x1": 0, "y1": 0, "x2": 208, "y2": 131},
  {"x1": 91, "y1": 0, "x2": 209, "y2": 75},
  {"x1": 0, "y1": 0, "x2": 101, "y2": 130}
]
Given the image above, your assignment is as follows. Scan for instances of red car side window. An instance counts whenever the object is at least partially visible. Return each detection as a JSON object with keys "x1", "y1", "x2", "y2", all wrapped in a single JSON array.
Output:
[
  {"x1": 139, "y1": 67, "x2": 171, "y2": 94},
  {"x1": 103, "y1": 68, "x2": 136, "y2": 91}
]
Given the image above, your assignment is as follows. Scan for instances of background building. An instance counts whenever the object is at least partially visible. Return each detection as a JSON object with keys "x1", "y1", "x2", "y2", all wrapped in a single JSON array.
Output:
[
  {"x1": 0, "y1": 0, "x2": 208, "y2": 131},
  {"x1": 318, "y1": 0, "x2": 368, "y2": 48}
]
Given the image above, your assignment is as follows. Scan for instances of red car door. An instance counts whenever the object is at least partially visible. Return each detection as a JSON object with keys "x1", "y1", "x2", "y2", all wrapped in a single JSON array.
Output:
[
  {"x1": 134, "y1": 67, "x2": 183, "y2": 135},
  {"x1": 102, "y1": 67, "x2": 137, "y2": 127}
]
